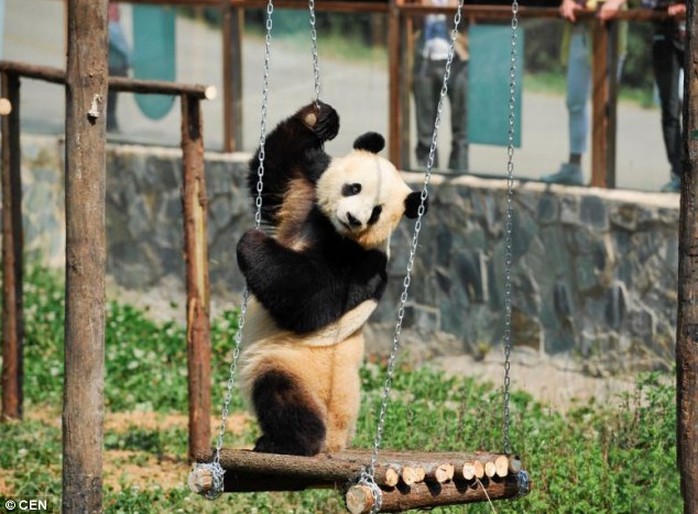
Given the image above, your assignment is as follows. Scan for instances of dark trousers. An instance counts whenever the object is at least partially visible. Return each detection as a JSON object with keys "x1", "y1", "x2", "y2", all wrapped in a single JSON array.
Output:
[
  {"x1": 652, "y1": 33, "x2": 684, "y2": 177},
  {"x1": 413, "y1": 57, "x2": 468, "y2": 171}
]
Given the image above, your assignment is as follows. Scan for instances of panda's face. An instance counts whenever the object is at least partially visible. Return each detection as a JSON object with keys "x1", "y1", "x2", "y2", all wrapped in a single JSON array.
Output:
[{"x1": 316, "y1": 151, "x2": 414, "y2": 250}]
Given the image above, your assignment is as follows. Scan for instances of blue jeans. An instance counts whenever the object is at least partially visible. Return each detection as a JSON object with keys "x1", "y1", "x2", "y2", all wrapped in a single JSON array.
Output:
[{"x1": 566, "y1": 28, "x2": 591, "y2": 156}]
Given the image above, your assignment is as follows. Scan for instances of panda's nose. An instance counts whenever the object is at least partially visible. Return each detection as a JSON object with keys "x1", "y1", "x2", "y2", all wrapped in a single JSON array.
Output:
[{"x1": 346, "y1": 212, "x2": 362, "y2": 227}]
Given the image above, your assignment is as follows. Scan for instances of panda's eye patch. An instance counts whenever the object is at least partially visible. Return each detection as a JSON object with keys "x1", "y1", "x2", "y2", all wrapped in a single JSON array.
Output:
[
  {"x1": 342, "y1": 183, "x2": 362, "y2": 197},
  {"x1": 368, "y1": 205, "x2": 383, "y2": 225}
]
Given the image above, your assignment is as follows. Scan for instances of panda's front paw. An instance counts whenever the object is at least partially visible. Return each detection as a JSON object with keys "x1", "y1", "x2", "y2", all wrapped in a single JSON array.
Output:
[
  {"x1": 313, "y1": 102, "x2": 340, "y2": 142},
  {"x1": 297, "y1": 101, "x2": 339, "y2": 142}
]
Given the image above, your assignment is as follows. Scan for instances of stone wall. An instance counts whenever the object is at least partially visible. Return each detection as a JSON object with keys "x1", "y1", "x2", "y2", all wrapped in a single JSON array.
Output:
[{"x1": 18, "y1": 136, "x2": 679, "y2": 368}]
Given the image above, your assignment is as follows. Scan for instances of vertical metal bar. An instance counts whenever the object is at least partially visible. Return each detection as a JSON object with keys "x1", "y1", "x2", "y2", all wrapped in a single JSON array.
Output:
[
  {"x1": 1, "y1": 72, "x2": 23, "y2": 422},
  {"x1": 677, "y1": 1, "x2": 698, "y2": 511},
  {"x1": 181, "y1": 93, "x2": 212, "y2": 462},
  {"x1": 590, "y1": 16, "x2": 608, "y2": 187},
  {"x1": 222, "y1": 1, "x2": 244, "y2": 152},
  {"x1": 62, "y1": 0, "x2": 108, "y2": 511}
]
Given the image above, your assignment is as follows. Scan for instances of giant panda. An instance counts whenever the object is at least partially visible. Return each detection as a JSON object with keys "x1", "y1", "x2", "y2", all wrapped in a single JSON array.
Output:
[{"x1": 236, "y1": 101, "x2": 426, "y2": 456}]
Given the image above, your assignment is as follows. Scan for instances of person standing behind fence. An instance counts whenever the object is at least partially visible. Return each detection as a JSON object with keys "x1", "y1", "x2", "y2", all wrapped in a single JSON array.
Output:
[
  {"x1": 108, "y1": 3, "x2": 131, "y2": 133},
  {"x1": 542, "y1": 0, "x2": 627, "y2": 186},
  {"x1": 644, "y1": 0, "x2": 685, "y2": 193},
  {"x1": 412, "y1": 0, "x2": 469, "y2": 173}
]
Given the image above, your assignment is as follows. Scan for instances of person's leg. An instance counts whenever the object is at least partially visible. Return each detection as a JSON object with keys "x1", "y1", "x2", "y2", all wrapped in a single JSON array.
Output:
[
  {"x1": 566, "y1": 29, "x2": 591, "y2": 162},
  {"x1": 447, "y1": 58, "x2": 469, "y2": 172},
  {"x1": 654, "y1": 36, "x2": 683, "y2": 192},
  {"x1": 413, "y1": 56, "x2": 440, "y2": 168},
  {"x1": 542, "y1": 29, "x2": 589, "y2": 185}
]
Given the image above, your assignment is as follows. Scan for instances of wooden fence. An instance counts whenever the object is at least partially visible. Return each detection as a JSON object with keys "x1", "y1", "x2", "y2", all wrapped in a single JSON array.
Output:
[{"x1": 0, "y1": 59, "x2": 216, "y2": 464}]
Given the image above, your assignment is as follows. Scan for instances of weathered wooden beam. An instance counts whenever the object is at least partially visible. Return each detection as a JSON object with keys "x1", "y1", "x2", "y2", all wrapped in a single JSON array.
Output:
[
  {"x1": 0, "y1": 72, "x2": 23, "y2": 422},
  {"x1": 677, "y1": 1, "x2": 698, "y2": 512},
  {"x1": 0, "y1": 61, "x2": 216, "y2": 99},
  {"x1": 181, "y1": 94, "x2": 212, "y2": 462},
  {"x1": 62, "y1": 0, "x2": 108, "y2": 512}
]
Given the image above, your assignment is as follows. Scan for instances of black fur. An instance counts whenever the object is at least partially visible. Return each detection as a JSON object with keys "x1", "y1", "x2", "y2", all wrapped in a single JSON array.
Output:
[
  {"x1": 251, "y1": 370, "x2": 326, "y2": 455},
  {"x1": 248, "y1": 101, "x2": 339, "y2": 226},
  {"x1": 237, "y1": 208, "x2": 388, "y2": 334},
  {"x1": 352, "y1": 132, "x2": 385, "y2": 154},
  {"x1": 405, "y1": 191, "x2": 427, "y2": 219}
]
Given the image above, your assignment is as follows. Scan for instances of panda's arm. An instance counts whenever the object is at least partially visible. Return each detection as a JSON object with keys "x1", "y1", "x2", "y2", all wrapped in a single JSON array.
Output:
[
  {"x1": 237, "y1": 230, "x2": 384, "y2": 333},
  {"x1": 249, "y1": 102, "x2": 339, "y2": 189}
]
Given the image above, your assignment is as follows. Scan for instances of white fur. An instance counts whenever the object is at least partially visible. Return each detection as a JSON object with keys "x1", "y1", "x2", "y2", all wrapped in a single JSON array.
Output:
[{"x1": 316, "y1": 150, "x2": 412, "y2": 251}]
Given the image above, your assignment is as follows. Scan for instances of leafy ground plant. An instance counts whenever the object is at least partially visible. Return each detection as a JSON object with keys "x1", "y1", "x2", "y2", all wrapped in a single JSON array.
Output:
[{"x1": 1, "y1": 267, "x2": 682, "y2": 513}]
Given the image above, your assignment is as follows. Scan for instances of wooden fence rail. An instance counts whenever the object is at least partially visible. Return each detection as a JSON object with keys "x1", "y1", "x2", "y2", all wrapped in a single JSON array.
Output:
[{"x1": 0, "y1": 59, "x2": 216, "y2": 462}]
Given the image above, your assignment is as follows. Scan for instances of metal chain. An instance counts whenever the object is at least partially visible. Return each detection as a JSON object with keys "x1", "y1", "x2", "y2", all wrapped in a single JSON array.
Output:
[
  {"x1": 502, "y1": 0, "x2": 519, "y2": 456},
  {"x1": 360, "y1": 3, "x2": 464, "y2": 510},
  {"x1": 308, "y1": 0, "x2": 321, "y2": 105},
  {"x1": 201, "y1": 0, "x2": 274, "y2": 499}
]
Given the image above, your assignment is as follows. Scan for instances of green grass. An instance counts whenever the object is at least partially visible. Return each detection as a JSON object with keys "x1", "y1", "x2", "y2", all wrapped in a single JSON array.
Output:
[{"x1": 1, "y1": 267, "x2": 683, "y2": 513}]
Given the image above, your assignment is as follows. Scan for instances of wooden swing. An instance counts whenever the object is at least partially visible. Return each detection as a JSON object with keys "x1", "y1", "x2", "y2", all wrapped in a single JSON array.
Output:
[{"x1": 189, "y1": 0, "x2": 530, "y2": 512}]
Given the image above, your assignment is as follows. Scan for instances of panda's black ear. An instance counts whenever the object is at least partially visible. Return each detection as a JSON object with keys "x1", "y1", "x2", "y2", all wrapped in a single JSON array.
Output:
[
  {"x1": 353, "y1": 132, "x2": 385, "y2": 154},
  {"x1": 404, "y1": 191, "x2": 428, "y2": 219}
]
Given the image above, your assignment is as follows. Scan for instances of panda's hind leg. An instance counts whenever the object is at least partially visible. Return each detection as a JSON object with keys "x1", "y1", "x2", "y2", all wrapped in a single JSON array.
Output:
[{"x1": 251, "y1": 369, "x2": 326, "y2": 456}]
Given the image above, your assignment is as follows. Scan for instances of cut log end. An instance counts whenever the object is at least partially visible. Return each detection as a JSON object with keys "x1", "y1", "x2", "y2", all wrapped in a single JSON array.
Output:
[
  {"x1": 509, "y1": 456, "x2": 522, "y2": 474},
  {"x1": 401, "y1": 465, "x2": 425, "y2": 485},
  {"x1": 427, "y1": 463, "x2": 455, "y2": 483},
  {"x1": 484, "y1": 461, "x2": 497, "y2": 478},
  {"x1": 188, "y1": 467, "x2": 214, "y2": 494},
  {"x1": 383, "y1": 467, "x2": 399, "y2": 487},
  {"x1": 204, "y1": 85, "x2": 218, "y2": 101},
  {"x1": 345, "y1": 484, "x2": 375, "y2": 514},
  {"x1": 495, "y1": 455, "x2": 510, "y2": 478},
  {"x1": 0, "y1": 98, "x2": 12, "y2": 116}
]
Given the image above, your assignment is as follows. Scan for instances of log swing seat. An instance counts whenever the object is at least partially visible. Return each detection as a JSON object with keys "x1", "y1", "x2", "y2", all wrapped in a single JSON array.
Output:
[
  {"x1": 190, "y1": 449, "x2": 529, "y2": 513},
  {"x1": 189, "y1": 0, "x2": 530, "y2": 511}
]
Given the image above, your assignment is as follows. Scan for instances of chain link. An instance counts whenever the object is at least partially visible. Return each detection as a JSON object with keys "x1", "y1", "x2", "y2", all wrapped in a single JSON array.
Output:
[
  {"x1": 308, "y1": 0, "x2": 321, "y2": 105},
  {"x1": 202, "y1": 0, "x2": 274, "y2": 498},
  {"x1": 360, "y1": 3, "x2": 464, "y2": 509},
  {"x1": 502, "y1": 0, "x2": 519, "y2": 456}
]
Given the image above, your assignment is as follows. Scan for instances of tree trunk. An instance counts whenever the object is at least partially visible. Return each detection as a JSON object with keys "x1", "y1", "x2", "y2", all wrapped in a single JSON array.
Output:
[{"x1": 62, "y1": 1, "x2": 108, "y2": 512}]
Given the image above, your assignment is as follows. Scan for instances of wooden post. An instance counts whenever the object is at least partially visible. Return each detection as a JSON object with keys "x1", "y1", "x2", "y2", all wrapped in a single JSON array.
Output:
[
  {"x1": 388, "y1": 0, "x2": 402, "y2": 166},
  {"x1": 590, "y1": 16, "x2": 608, "y2": 187},
  {"x1": 605, "y1": 20, "x2": 619, "y2": 189},
  {"x1": 62, "y1": 0, "x2": 108, "y2": 512},
  {"x1": 1, "y1": 72, "x2": 23, "y2": 421},
  {"x1": 181, "y1": 93, "x2": 212, "y2": 462},
  {"x1": 221, "y1": 1, "x2": 244, "y2": 152},
  {"x1": 400, "y1": 12, "x2": 414, "y2": 169},
  {"x1": 677, "y1": 1, "x2": 698, "y2": 511},
  {"x1": 590, "y1": 15, "x2": 618, "y2": 188}
]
